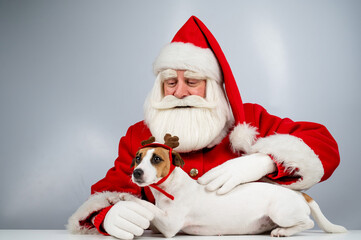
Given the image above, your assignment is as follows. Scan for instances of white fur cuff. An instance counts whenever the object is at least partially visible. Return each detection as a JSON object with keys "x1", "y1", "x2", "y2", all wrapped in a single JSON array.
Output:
[
  {"x1": 251, "y1": 134, "x2": 324, "y2": 190},
  {"x1": 67, "y1": 191, "x2": 124, "y2": 234}
]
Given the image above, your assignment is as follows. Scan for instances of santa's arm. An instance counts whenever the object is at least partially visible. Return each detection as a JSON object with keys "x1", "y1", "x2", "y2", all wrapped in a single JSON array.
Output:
[
  {"x1": 67, "y1": 125, "x2": 144, "y2": 234},
  {"x1": 230, "y1": 103, "x2": 340, "y2": 190}
]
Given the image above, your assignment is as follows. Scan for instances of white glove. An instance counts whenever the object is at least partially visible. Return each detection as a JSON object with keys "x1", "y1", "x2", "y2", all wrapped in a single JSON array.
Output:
[
  {"x1": 103, "y1": 199, "x2": 154, "y2": 240},
  {"x1": 198, "y1": 153, "x2": 276, "y2": 195}
]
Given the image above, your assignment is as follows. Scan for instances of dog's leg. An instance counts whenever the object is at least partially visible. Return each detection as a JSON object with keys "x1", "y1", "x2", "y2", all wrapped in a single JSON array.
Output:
[
  {"x1": 150, "y1": 211, "x2": 185, "y2": 238},
  {"x1": 149, "y1": 222, "x2": 161, "y2": 234},
  {"x1": 119, "y1": 193, "x2": 165, "y2": 216},
  {"x1": 270, "y1": 218, "x2": 314, "y2": 237},
  {"x1": 268, "y1": 206, "x2": 314, "y2": 237}
]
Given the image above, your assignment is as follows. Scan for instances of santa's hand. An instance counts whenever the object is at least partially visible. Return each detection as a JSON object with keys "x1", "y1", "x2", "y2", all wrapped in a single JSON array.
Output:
[
  {"x1": 103, "y1": 199, "x2": 154, "y2": 240},
  {"x1": 198, "y1": 153, "x2": 276, "y2": 195}
]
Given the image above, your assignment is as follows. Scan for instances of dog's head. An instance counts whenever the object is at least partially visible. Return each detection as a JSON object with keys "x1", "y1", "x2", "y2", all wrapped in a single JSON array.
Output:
[{"x1": 131, "y1": 134, "x2": 184, "y2": 187}]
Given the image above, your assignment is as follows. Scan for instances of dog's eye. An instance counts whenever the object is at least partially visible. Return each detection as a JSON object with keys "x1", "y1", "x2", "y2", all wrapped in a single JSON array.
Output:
[
  {"x1": 152, "y1": 155, "x2": 162, "y2": 164},
  {"x1": 135, "y1": 156, "x2": 141, "y2": 163}
]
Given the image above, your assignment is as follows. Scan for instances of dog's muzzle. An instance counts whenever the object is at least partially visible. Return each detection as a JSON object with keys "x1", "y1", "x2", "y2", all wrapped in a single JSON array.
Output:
[{"x1": 133, "y1": 168, "x2": 144, "y2": 181}]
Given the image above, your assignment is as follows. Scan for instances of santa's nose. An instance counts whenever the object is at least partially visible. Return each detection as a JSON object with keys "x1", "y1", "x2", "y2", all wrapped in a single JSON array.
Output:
[{"x1": 174, "y1": 81, "x2": 189, "y2": 99}]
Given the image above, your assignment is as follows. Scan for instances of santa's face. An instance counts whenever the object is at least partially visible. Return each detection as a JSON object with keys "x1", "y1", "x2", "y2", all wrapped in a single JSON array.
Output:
[
  {"x1": 163, "y1": 70, "x2": 206, "y2": 98},
  {"x1": 144, "y1": 69, "x2": 233, "y2": 153}
]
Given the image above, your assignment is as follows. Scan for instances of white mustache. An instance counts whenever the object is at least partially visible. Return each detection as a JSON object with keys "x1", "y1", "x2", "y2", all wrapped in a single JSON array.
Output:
[{"x1": 151, "y1": 95, "x2": 217, "y2": 110}]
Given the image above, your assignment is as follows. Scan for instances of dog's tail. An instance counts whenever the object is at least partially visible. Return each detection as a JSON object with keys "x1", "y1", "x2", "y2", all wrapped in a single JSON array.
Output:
[{"x1": 302, "y1": 193, "x2": 347, "y2": 233}]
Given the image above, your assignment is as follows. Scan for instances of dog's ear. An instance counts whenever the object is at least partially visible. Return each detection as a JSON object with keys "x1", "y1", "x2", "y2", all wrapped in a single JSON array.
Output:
[
  {"x1": 164, "y1": 134, "x2": 179, "y2": 149},
  {"x1": 130, "y1": 158, "x2": 136, "y2": 168},
  {"x1": 141, "y1": 136, "x2": 155, "y2": 146},
  {"x1": 172, "y1": 151, "x2": 184, "y2": 167}
]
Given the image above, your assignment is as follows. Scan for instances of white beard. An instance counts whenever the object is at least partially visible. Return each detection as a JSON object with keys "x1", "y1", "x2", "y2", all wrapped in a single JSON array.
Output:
[{"x1": 144, "y1": 75, "x2": 234, "y2": 152}]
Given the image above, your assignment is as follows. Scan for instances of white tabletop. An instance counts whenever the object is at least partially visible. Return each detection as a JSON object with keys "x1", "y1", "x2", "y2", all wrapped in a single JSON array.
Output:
[{"x1": 0, "y1": 230, "x2": 360, "y2": 240}]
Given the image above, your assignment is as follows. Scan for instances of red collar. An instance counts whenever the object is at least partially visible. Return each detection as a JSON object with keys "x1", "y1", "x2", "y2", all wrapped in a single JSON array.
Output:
[
  {"x1": 150, "y1": 164, "x2": 176, "y2": 200},
  {"x1": 139, "y1": 143, "x2": 176, "y2": 200}
]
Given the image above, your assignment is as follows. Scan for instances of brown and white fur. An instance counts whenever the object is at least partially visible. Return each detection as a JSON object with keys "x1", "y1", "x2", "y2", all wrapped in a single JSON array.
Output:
[{"x1": 127, "y1": 143, "x2": 347, "y2": 238}]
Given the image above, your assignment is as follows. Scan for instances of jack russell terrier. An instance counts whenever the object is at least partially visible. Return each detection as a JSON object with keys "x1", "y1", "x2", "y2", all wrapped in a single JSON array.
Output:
[{"x1": 123, "y1": 134, "x2": 347, "y2": 237}]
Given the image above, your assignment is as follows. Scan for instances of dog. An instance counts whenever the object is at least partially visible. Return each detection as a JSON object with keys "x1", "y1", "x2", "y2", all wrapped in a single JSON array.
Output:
[{"x1": 124, "y1": 134, "x2": 347, "y2": 237}]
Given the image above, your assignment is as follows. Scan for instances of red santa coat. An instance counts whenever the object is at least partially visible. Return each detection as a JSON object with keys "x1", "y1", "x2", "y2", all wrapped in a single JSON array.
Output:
[{"x1": 67, "y1": 103, "x2": 340, "y2": 234}]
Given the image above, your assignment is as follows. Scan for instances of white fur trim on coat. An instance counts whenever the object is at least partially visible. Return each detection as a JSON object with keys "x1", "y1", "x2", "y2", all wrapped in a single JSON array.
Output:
[
  {"x1": 229, "y1": 123, "x2": 259, "y2": 154},
  {"x1": 251, "y1": 134, "x2": 324, "y2": 190},
  {"x1": 153, "y1": 42, "x2": 221, "y2": 83},
  {"x1": 67, "y1": 191, "x2": 125, "y2": 234}
]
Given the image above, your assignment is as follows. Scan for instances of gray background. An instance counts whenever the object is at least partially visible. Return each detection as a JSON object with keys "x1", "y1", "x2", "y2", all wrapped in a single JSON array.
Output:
[{"x1": 1, "y1": 0, "x2": 360, "y2": 230}]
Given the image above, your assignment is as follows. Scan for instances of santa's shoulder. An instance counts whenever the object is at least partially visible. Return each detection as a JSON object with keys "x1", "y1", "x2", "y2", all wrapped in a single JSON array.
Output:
[
  {"x1": 243, "y1": 103, "x2": 269, "y2": 116},
  {"x1": 122, "y1": 121, "x2": 152, "y2": 144}
]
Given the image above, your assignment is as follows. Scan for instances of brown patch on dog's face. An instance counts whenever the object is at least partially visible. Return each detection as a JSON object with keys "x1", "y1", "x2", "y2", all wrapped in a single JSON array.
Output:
[
  {"x1": 152, "y1": 148, "x2": 171, "y2": 178},
  {"x1": 133, "y1": 148, "x2": 151, "y2": 168}
]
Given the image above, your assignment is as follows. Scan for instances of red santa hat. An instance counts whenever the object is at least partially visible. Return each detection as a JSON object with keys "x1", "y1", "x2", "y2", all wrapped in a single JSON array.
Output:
[{"x1": 153, "y1": 16, "x2": 257, "y2": 153}]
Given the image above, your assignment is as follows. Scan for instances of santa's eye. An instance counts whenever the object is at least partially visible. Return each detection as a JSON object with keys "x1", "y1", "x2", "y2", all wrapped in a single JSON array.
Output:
[
  {"x1": 186, "y1": 79, "x2": 199, "y2": 86},
  {"x1": 164, "y1": 79, "x2": 177, "y2": 87}
]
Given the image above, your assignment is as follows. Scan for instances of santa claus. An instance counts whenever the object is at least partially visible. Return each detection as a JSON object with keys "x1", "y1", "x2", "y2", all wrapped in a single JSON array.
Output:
[{"x1": 67, "y1": 16, "x2": 340, "y2": 239}]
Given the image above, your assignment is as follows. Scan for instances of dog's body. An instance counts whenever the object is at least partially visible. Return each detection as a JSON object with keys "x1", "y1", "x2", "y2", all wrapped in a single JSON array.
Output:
[{"x1": 128, "y1": 137, "x2": 346, "y2": 237}]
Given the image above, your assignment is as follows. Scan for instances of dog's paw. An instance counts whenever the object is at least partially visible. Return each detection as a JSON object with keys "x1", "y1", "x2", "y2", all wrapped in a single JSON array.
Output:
[
  {"x1": 119, "y1": 193, "x2": 136, "y2": 201},
  {"x1": 271, "y1": 228, "x2": 289, "y2": 237}
]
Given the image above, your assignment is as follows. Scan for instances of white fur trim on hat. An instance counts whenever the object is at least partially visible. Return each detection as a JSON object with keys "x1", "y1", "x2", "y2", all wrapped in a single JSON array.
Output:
[
  {"x1": 251, "y1": 134, "x2": 324, "y2": 190},
  {"x1": 153, "y1": 42, "x2": 222, "y2": 83},
  {"x1": 67, "y1": 191, "x2": 125, "y2": 234},
  {"x1": 229, "y1": 123, "x2": 259, "y2": 154}
]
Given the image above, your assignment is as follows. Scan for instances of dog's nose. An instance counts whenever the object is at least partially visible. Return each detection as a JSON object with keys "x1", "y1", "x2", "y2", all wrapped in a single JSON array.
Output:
[{"x1": 133, "y1": 169, "x2": 144, "y2": 179}]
